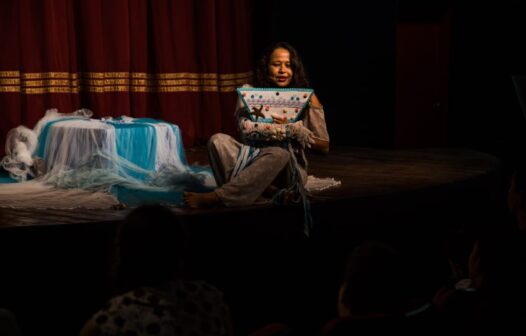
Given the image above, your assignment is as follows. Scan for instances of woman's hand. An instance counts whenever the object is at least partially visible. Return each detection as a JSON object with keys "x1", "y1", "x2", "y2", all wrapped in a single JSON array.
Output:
[
  {"x1": 289, "y1": 121, "x2": 315, "y2": 148},
  {"x1": 271, "y1": 113, "x2": 288, "y2": 124}
]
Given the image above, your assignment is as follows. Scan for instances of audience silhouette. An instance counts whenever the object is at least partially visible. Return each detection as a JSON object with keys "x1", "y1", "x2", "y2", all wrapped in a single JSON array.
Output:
[{"x1": 80, "y1": 204, "x2": 234, "y2": 336}]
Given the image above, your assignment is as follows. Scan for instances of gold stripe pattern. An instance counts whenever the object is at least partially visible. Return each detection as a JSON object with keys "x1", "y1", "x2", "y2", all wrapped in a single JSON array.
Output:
[{"x1": 0, "y1": 71, "x2": 253, "y2": 94}]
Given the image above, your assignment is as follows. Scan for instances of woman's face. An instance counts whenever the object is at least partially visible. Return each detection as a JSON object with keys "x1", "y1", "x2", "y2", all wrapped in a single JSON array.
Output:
[{"x1": 268, "y1": 47, "x2": 293, "y2": 87}]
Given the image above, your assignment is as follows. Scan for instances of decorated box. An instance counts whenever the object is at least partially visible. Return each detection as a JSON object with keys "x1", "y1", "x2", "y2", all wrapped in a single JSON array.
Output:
[{"x1": 236, "y1": 87, "x2": 314, "y2": 123}]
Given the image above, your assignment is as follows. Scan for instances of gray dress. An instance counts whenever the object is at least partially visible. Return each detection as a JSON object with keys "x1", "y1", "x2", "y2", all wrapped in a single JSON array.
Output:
[{"x1": 208, "y1": 95, "x2": 329, "y2": 207}]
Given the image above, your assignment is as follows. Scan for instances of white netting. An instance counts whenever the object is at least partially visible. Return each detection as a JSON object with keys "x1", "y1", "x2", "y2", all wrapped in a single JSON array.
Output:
[
  {"x1": 32, "y1": 108, "x2": 93, "y2": 136},
  {"x1": 42, "y1": 119, "x2": 117, "y2": 175},
  {"x1": 305, "y1": 175, "x2": 341, "y2": 192},
  {"x1": 148, "y1": 122, "x2": 188, "y2": 171},
  {"x1": 1, "y1": 126, "x2": 39, "y2": 181},
  {"x1": 0, "y1": 109, "x2": 214, "y2": 209}
]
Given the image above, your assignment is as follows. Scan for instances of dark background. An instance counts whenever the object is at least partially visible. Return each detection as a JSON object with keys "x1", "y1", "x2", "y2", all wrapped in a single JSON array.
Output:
[
  {"x1": 252, "y1": 0, "x2": 526, "y2": 165},
  {"x1": 252, "y1": 0, "x2": 397, "y2": 147}
]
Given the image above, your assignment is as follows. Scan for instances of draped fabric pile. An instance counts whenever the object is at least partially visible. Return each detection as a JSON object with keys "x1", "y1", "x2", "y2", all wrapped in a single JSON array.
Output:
[{"x1": 0, "y1": 109, "x2": 215, "y2": 209}]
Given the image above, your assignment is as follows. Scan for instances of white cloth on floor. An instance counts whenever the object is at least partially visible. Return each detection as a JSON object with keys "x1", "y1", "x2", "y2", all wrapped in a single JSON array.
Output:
[{"x1": 305, "y1": 175, "x2": 341, "y2": 192}]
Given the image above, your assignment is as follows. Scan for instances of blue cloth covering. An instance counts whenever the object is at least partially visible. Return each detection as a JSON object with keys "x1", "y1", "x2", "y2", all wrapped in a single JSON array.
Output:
[
  {"x1": 0, "y1": 168, "x2": 17, "y2": 184},
  {"x1": 110, "y1": 185, "x2": 184, "y2": 207},
  {"x1": 106, "y1": 120, "x2": 157, "y2": 179},
  {"x1": 123, "y1": 117, "x2": 189, "y2": 166},
  {"x1": 36, "y1": 117, "x2": 84, "y2": 159},
  {"x1": 32, "y1": 116, "x2": 215, "y2": 207}
]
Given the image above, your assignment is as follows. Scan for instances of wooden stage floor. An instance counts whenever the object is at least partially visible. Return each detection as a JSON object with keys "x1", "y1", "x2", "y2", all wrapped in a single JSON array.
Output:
[
  {"x1": 0, "y1": 146, "x2": 506, "y2": 335},
  {"x1": 0, "y1": 146, "x2": 503, "y2": 231}
]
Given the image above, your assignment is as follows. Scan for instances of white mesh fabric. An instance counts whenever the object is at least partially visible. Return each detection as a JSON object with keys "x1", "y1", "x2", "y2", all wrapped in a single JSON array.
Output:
[
  {"x1": 1, "y1": 125, "x2": 39, "y2": 181},
  {"x1": 42, "y1": 119, "x2": 117, "y2": 174},
  {"x1": 147, "y1": 122, "x2": 188, "y2": 171},
  {"x1": 304, "y1": 175, "x2": 341, "y2": 192},
  {"x1": 0, "y1": 110, "x2": 215, "y2": 209}
]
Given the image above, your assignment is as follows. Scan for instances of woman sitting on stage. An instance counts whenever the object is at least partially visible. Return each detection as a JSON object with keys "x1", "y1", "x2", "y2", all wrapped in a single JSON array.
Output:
[{"x1": 184, "y1": 41, "x2": 329, "y2": 210}]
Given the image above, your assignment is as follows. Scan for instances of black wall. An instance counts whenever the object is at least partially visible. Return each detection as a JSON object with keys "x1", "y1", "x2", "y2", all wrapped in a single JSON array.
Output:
[
  {"x1": 448, "y1": 0, "x2": 526, "y2": 165},
  {"x1": 252, "y1": 0, "x2": 526, "y2": 163},
  {"x1": 252, "y1": 0, "x2": 397, "y2": 147}
]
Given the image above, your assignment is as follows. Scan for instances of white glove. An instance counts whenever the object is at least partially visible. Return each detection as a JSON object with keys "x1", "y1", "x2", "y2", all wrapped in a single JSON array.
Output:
[{"x1": 288, "y1": 121, "x2": 315, "y2": 148}]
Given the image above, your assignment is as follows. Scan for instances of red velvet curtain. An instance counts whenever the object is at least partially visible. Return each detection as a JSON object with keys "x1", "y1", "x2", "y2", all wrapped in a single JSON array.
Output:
[{"x1": 0, "y1": 0, "x2": 253, "y2": 154}]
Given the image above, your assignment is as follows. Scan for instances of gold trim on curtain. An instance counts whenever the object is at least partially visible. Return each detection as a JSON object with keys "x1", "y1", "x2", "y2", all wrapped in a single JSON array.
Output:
[{"x1": 0, "y1": 71, "x2": 253, "y2": 94}]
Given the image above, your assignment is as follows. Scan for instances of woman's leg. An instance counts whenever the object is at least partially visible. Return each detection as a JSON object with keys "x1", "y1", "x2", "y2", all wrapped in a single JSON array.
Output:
[
  {"x1": 207, "y1": 133, "x2": 243, "y2": 187},
  {"x1": 184, "y1": 133, "x2": 240, "y2": 208},
  {"x1": 185, "y1": 133, "x2": 290, "y2": 208},
  {"x1": 214, "y1": 145, "x2": 290, "y2": 207}
]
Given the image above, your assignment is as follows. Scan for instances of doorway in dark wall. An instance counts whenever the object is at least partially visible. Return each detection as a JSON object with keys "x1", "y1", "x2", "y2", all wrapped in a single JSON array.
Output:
[
  {"x1": 395, "y1": 2, "x2": 452, "y2": 148},
  {"x1": 252, "y1": 0, "x2": 397, "y2": 147}
]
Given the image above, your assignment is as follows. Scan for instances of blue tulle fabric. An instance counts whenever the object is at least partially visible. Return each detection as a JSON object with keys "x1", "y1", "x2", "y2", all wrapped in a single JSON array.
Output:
[{"x1": 35, "y1": 116, "x2": 215, "y2": 207}]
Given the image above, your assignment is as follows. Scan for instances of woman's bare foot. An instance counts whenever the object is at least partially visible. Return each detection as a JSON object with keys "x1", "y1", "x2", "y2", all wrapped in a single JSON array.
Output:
[{"x1": 184, "y1": 191, "x2": 221, "y2": 208}]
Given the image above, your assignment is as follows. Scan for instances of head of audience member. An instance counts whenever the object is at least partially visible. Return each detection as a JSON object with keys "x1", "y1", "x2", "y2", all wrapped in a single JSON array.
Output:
[
  {"x1": 111, "y1": 204, "x2": 185, "y2": 294},
  {"x1": 337, "y1": 240, "x2": 409, "y2": 318},
  {"x1": 254, "y1": 41, "x2": 310, "y2": 88}
]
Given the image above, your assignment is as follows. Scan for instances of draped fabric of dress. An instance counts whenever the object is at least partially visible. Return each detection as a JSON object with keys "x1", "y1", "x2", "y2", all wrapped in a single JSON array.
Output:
[{"x1": 0, "y1": 0, "x2": 253, "y2": 156}]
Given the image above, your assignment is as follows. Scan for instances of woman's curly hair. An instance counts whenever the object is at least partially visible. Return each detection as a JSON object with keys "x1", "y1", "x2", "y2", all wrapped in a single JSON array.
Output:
[{"x1": 254, "y1": 41, "x2": 310, "y2": 88}]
